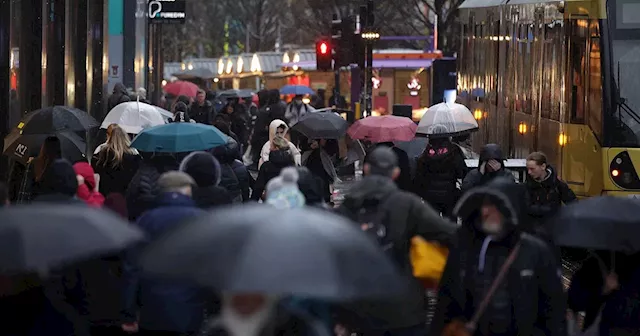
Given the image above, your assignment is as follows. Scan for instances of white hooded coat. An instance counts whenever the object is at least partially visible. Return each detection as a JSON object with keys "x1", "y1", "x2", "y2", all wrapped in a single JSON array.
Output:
[{"x1": 259, "y1": 119, "x2": 301, "y2": 168}]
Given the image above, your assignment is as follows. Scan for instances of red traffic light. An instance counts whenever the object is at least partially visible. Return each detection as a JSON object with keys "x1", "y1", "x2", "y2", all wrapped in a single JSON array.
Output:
[{"x1": 320, "y1": 42, "x2": 328, "y2": 54}]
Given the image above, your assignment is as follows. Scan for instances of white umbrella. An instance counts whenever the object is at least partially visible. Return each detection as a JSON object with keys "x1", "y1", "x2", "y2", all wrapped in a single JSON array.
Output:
[
  {"x1": 101, "y1": 101, "x2": 172, "y2": 134},
  {"x1": 416, "y1": 102, "x2": 478, "y2": 137}
]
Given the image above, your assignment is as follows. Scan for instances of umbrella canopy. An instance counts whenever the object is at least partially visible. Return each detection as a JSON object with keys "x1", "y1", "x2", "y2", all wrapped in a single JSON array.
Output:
[
  {"x1": 550, "y1": 196, "x2": 640, "y2": 252},
  {"x1": 280, "y1": 85, "x2": 315, "y2": 96},
  {"x1": 416, "y1": 102, "x2": 478, "y2": 137},
  {"x1": 16, "y1": 106, "x2": 98, "y2": 135},
  {"x1": 347, "y1": 115, "x2": 417, "y2": 142},
  {"x1": 3, "y1": 130, "x2": 87, "y2": 165},
  {"x1": 218, "y1": 89, "x2": 254, "y2": 99},
  {"x1": 0, "y1": 205, "x2": 143, "y2": 275},
  {"x1": 163, "y1": 80, "x2": 199, "y2": 98},
  {"x1": 291, "y1": 112, "x2": 349, "y2": 139},
  {"x1": 173, "y1": 68, "x2": 215, "y2": 80},
  {"x1": 140, "y1": 204, "x2": 408, "y2": 300},
  {"x1": 131, "y1": 122, "x2": 228, "y2": 153},
  {"x1": 101, "y1": 101, "x2": 170, "y2": 134}
]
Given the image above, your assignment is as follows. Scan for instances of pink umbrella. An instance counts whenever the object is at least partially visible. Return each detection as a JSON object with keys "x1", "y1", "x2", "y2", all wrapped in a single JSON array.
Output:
[
  {"x1": 163, "y1": 81, "x2": 199, "y2": 97},
  {"x1": 347, "y1": 115, "x2": 417, "y2": 142}
]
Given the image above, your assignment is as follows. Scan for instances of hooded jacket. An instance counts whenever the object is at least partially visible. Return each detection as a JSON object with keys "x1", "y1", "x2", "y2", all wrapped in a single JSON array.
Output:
[
  {"x1": 125, "y1": 155, "x2": 178, "y2": 220},
  {"x1": 431, "y1": 177, "x2": 566, "y2": 336},
  {"x1": 73, "y1": 162, "x2": 105, "y2": 207},
  {"x1": 461, "y1": 144, "x2": 515, "y2": 193},
  {"x1": 414, "y1": 139, "x2": 467, "y2": 204},
  {"x1": 32, "y1": 159, "x2": 85, "y2": 204},
  {"x1": 107, "y1": 83, "x2": 131, "y2": 112},
  {"x1": 259, "y1": 119, "x2": 301, "y2": 168},
  {"x1": 336, "y1": 175, "x2": 456, "y2": 330},
  {"x1": 212, "y1": 138, "x2": 250, "y2": 202},
  {"x1": 180, "y1": 151, "x2": 233, "y2": 209},
  {"x1": 525, "y1": 165, "x2": 576, "y2": 220}
]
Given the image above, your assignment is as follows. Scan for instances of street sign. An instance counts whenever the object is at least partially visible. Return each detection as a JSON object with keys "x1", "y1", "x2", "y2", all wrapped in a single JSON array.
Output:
[{"x1": 148, "y1": 0, "x2": 186, "y2": 24}]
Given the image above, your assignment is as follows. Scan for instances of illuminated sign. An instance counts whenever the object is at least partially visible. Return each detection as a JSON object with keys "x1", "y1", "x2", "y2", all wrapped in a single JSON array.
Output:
[{"x1": 148, "y1": 0, "x2": 186, "y2": 24}]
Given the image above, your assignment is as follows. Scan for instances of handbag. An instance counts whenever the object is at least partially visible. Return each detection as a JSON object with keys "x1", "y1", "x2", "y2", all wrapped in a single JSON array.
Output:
[
  {"x1": 442, "y1": 242, "x2": 521, "y2": 336},
  {"x1": 410, "y1": 236, "x2": 449, "y2": 289}
]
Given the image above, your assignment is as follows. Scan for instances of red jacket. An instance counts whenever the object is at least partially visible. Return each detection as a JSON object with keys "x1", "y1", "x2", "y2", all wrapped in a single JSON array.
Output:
[{"x1": 73, "y1": 162, "x2": 105, "y2": 207}]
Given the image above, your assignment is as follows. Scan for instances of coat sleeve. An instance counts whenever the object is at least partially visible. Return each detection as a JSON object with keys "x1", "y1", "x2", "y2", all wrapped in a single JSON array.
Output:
[
  {"x1": 430, "y1": 237, "x2": 464, "y2": 335},
  {"x1": 289, "y1": 143, "x2": 302, "y2": 166},
  {"x1": 557, "y1": 179, "x2": 577, "y2": 204},
  {"x1": 461, "y1": 169, "x2": 482, "y2": 193},
  {"x1": 408, "y1": 194, "x2": 457, "y2": 246},
  {"x1": 536, "y1": 244, "x2": 567, "y2": 336},
  {"x1": 251, "y1": 166, "x2": 268, "y2": 201}
]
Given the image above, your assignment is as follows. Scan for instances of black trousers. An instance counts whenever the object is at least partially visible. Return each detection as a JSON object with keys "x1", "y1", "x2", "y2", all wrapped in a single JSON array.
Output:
[{"x1": 89, "y1": 326, "x2": 129, "y2": 336}]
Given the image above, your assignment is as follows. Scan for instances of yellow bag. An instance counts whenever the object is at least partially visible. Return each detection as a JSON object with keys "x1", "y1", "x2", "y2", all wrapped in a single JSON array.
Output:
[{"x1": 410, "y1": 236, "x2": 449, "y2": 288}]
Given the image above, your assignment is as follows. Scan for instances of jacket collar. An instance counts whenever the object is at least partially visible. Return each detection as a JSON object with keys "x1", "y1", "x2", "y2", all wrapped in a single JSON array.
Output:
[{"x1": 156, "y1": 192, "x2": 196, "y2": 207}]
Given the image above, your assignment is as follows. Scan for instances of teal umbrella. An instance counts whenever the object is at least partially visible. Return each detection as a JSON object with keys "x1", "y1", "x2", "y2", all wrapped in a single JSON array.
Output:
[{"x1": 131, "y1": 123, "x2": 228, "y2": 153}]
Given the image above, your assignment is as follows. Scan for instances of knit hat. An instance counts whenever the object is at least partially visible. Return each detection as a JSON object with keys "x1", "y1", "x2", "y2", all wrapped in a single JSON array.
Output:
[
  {"x1": 265, "y1": 167, "x2": 306, "y2": 209},
  {"x1": 179, "y1": 151, "x2": 222, "y2": 187},
  {"x1": 40, "y1": 159, "x2": 78, "y2": 196}
]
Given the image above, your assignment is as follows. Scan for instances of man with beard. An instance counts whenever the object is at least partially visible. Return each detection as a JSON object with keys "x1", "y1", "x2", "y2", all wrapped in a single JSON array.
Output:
[{"x1": 431, "y1": 177, "x2": 566, "y2": 336}]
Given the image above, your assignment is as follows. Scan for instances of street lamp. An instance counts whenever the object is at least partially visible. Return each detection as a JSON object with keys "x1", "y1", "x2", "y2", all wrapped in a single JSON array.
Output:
[{"x1": 361, "y1": 32, "x2": 380, "y2": 40}]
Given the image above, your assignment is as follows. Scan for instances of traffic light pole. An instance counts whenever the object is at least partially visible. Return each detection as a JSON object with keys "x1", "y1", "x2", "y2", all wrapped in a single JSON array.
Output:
[
  {"x1": 363, "y1": 0, "x2": 374, "y2": 117},
  {"x1": 334, "y1": 68, "x2": 341, "y2": 107}
]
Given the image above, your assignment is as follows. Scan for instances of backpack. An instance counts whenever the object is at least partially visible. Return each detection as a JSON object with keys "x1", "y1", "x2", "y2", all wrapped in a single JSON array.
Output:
[{"x1": 350, "y1": 193, "x2": 398, "y2": 259}]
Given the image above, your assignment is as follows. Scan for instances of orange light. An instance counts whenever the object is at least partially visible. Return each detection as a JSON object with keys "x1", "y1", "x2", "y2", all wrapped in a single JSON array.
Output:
[
  {"x1": 473, "y1": 109, "x2": 483, "y2": 120},
  {"x1": 518, "y1": 121, "x2": 527, "y2": 134},
  {"x1": 612, "y1": 169, "x2": 619, "y2": 177},
  {"x1": 558, "y1": 132, "x2": 568, "y2": 146},
  {"x1": 320, "y1": 42, "x2": 328, "y2": 54}
]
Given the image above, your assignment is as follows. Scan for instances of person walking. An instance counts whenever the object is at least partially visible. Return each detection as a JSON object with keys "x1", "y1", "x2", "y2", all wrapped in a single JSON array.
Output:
[
  {"x1": 179, "y1": 151, "x2": 234, "y2": 208},
  {"x1": 413, "y1": 137, "x2": 468, "y2": 220},
  {"x1": 191, "y1": 89, "x2": 214, "y2": 125},
  {"x1": 252, "y1": 137, "x2": 296, "y2": 201},
  {"x1": 108, "y1": 83, "x2": 131, "y2": 112},
  {"x1": 336, "y1": 146, "x2": 457, "y2": 336},
  {"x1": 259, "y1": 119, "x2": 301, "y2": 168},
  {"x1": 125, "y1": 153, "x2": 179, "y2": 221},
  {"x1": 284, "y1": 95, "x2": 315, "y2": 128},
  {"x1": 431, "y1": 177, "x2": 566, "y2": 336},
  {"x1": 461, "y1": 143, "x2": 515, "y2": 193},
  {"x1": 122, "y1": 171, "x2": 209, "y2": 336},
  {"x1": 92, "y1": 124, "x2": 141, "y2": 197},
  {"x1": 524, "y1": 151, "x2": 576, "y2": 222}
]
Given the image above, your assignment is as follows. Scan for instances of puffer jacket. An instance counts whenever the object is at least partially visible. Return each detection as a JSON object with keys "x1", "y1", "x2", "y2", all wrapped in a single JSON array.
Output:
[
  {"x1": 125, "y1": 155, "x2": 178, "y2": 220},
  {"x1": 525, "y1": 165, "x2": 576, "y2": 221},
  {"x1": 461, "y1": 143, "x2": 515, "y2": 193},
  {"x1": 413, "y1": 140, "x2": 467, "y2": 203}
]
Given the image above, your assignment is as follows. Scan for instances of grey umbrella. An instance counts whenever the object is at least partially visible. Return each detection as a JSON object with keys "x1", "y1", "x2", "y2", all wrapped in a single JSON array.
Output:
[
  {"x1": 0, "y1": 205, "x2": 144, "y2": 275},
  {"x1": 140, "y1": 204, "x2": 408, "y2": 300}
]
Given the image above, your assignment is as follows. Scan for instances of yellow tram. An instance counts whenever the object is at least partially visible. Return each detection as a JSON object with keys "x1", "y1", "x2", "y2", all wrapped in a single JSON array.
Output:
[{"x1": 457, "y1": 0, "x2": 640, "y2": 197}]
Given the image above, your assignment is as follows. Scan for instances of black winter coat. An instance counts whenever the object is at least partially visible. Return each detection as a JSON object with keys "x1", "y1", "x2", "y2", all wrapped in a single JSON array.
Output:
[
  {"x1": 192, "y1": 185, "x2": 233, "y2": 209},
  {"x1": 336, "y1": 175, "x2": 456, "y2": 330},
  {"x1": 190, "y1": 101, "x2": 215, "y2": 125},
  {"x1": 413, "y1": 142, "x2": 467, "y2": 204},
  {"x1": 212, "y1": 139, "x2": 249, "y2": 203},
  {"x1": 432, "y1": 177, "x2": 566, "y2": 336},
  {"x1": 251, "y1": 150, "x2": 295, "y2": 201},
  {"x1": 461, "y1": 144, "x2": 515, "y2": 193},
  {"x1": 525, "y1": 165, "x2": 576, "y2": 221},
  {"x1": 92, "y1": 151, "x2": 141, "y2": 196},
  {"x1": 125, "y1": 156, "x2": 178, "y2": 220}
]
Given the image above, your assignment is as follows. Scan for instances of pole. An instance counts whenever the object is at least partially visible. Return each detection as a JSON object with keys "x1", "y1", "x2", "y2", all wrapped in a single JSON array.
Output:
[
  {"x1": 334, "y1": 68, "x2": 340, "y2": 107},
  {"x1": 0, "y1": 0, "x2": 10, "y2": 180},
  {"x1": 366, "y1": 41, "x2": 373, "y2": 116}
]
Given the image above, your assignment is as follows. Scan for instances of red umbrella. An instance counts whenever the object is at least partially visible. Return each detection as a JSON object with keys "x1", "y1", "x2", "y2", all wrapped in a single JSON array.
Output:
[
  {"x1": 163, "y1": 81, "x2": 199, "y2": 97},
  {"x1": 347, "y1": 115, "x2": 417, "y2": 142}
]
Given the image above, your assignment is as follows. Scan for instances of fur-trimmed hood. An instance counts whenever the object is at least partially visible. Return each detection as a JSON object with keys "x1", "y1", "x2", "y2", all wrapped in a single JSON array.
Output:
[{"x1": 454, "y1": 176, "x2": 528, "y2": 230}]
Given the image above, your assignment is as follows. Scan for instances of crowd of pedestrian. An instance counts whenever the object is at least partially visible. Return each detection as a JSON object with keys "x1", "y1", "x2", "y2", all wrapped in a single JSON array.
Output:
[{"x1": 3, "y1": 80, "x2": 640, "y2": 336}]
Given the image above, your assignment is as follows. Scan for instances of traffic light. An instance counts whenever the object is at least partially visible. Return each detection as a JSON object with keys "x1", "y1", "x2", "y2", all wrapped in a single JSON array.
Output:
[
  {"x1": 316, "y1": 38, "x2": 332, "y2": 71},
  {"x1": 335, "y1": 17, "x2": 355, "y2": 68}
]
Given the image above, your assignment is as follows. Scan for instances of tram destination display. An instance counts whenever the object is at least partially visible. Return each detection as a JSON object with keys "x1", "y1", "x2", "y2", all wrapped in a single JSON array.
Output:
[{"x1": 148, "y1": 0, "x2": 186, "y2": 24}]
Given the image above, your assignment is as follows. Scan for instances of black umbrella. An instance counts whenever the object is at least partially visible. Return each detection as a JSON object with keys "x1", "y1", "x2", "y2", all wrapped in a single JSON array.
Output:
[
  {"x1": 140, "y1": 204, "x2": 407, "y2": 300},
  {"x1": 291, "y1": 111, "x2": 349, "y2": 139},
  {"x1": 550, "y1": 196, "x2": 640, "y2": 252},
  {"x1": 3, "y1": 130, "x2": 87, "y2": 165},
  {"x1": 218, "y1": 89, "x2": 254, "y2": 99},
  {"x1": 17, "y1": 106, "x2": 99, "y2": 135},
  {"x1": 0, "y1": 205, "x2": 144, "y2": 275}
]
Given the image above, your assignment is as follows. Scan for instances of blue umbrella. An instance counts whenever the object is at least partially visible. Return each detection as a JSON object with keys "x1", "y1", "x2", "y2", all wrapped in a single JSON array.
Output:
[
  {"x1": 131, "y1": 123, "x2": 228, "y2": 153},
  {"x1": 280, "y1": 85, "x2": 315, "y2": 96}
]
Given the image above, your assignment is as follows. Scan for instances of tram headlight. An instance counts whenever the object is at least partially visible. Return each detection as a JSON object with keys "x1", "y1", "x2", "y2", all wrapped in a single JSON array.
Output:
[
  {"x1": 558, "y1": 133, "x2": 568, "y2": 146},
  {"x1": 609, "y1": 151, "x2": 640, "y2": 190},
  {"x1": 518, "y1": 122, "x2": 528, "y2": 134}
]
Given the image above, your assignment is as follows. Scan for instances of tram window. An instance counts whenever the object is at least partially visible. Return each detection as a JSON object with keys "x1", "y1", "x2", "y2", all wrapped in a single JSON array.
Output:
[
  {"x1": 570, "y1": 21, "x2": 588, "y2": 123},
  {"x1": 503, "y1": 20, "x2": 514, "y2": 109},
  {"x1": 588, "y1": 33, "x2": 603, "y2": 140},
  {"x1": 542, "y1": 23, "x2": 562, "y2": 121},
  {"x1": 517, "y1": 24, "x2": 532, "y2": 114}
]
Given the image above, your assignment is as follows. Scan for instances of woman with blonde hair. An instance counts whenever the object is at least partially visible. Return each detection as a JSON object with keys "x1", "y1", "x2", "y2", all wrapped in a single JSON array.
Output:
[{"x1": 92, "y1": 124, "x2": 141, "y2": 196}]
